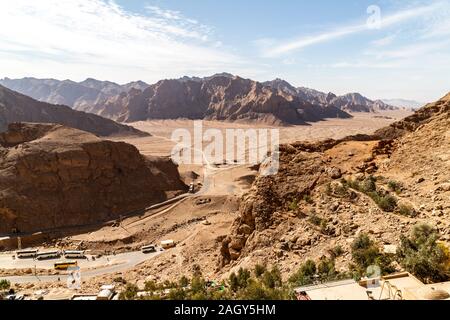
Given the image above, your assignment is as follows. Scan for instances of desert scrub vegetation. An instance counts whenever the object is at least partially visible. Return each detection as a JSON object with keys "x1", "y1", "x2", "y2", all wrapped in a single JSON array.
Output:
[
  {"x1": 289, "y1": 258, "x2": 351, "y2": 286},
  {"x1": 341, "y1": 176, "x2": 398, "y2": 212},
  {"x1": 308, "y1": 212, "x2": 334, "y2": 235},
  {"x1": 119, "y1": 283, "x2": 139, "y2": 300},
  {"x1": 0, "y1": 279, "x2": 10, "y2": 290},
  {"x1": 387, "y1": 180, "x2": 403, "y2": 194},
  {"x1": 350, "y1": 233, "x2": 395, "y2": 278},
  {"x1": 125, "y1": 258, "x2": 356, "y2": 300},
  {"x1": 396, "y1": 203, "x2": 417, "y2": 217},
  {"x1": 397, "y1": 223, "x2": 450, "y2": 283},
  {"x1": 135, "y1": 266, "x2": 291, "y2": 300}
]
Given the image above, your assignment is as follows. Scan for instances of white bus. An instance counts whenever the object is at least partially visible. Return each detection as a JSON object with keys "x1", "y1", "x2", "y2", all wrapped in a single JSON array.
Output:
[
  {"x1": 141, "y1": 244, "x2": 156, "y2": 254},
  {"x1": 36, "y1": 250, "x2": 61, "y2": 260},
  {"x1": 63, "y1": 250, "x2": 86, "y2": 259},
  {"x1": 16, "y1": 249, "x2": 38, "y2": 259},
  {"x1": 160, "y1": 240, "x2": 176, "y2": 249}
]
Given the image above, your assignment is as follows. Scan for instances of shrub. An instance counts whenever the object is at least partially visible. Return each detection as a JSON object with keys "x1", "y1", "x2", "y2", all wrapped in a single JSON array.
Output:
[
  {"x1": 376, "y1": 194, "x2": 397, "y2": 212},
  {"x1": 229, "y1": 268, "x2": 251, "y2": 292},
  {"x1": 388, "y1": 180, "x2": 403, "y2": 193},
  {"x1": 397, "y1": 204, "x2": 417, "y2": 217},
  {"x1": 309, "y1": 213, "x2": 323, "y2": 226},
  {"x1": 331, "y1": 245, "x2": 344, "y2": 257},
  {"x1": 190, "y1": 276, "x2": 207, "y2": 296},
  {"x1": 288, "y1": 199, "x2": 299, "y2": 211},
  {"x1": 361, "y1": 176, "x2": 377, "y2": 193},
  {"x1": 342, "y1": 177, "x2": 398, "y2": 212},
  {"x1": 179, "y1": 276, "x2": 190, "y2": 288},
  {"x1": 0, "y1": 279, "x2": 10, "y2": 291},
  {"x1": 144, "y1": 280, "x2": 158, "y2": 292},
  {"x1": 397, "y1": 224, "x2": 450, "y2": 283},
  {"x1": 303, "y1": 194, "x2": 314, "y2": 204},
  {"x1": 317, "y1": 257, "x2": 339, "y2": 281},
  {"x1": 261, "y1": 266, "x2": 282, "y2": 289},
  {"x1": 289, "y1": 260, "x2": 317, "y2": 286},
  {"x1": 254, "y1": 264, "x2": 267, "y2": 278},
  {"x1": 113, "y1": 277, "x2": 126, "y2": 284},
  {"x1": 351, "y1": 234, "x2": 394, "y2": 276},
  {"x1": 119, "y1": 283, "x2": 139, "y2": 300},
  {"x1": 236, "y1": 280, "x2": 289, "y2": 300},
  {"x1": 168, "y1": 287, "x2": 187, "y2": 300}
]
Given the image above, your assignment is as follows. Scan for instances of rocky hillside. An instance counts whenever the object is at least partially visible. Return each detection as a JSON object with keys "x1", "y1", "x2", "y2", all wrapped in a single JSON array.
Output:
[
  {"x1": 219, "y1": 92, "x2": 449, "y2": 275},
  {"x1": 0, "y1": 85, "x2": 146, "y2": 137},
  {"x1": 265, "y1": 79, "x2": 397, "y2": 113},
  {"x1": 0, "y1": 123, "x2": 187, "y2": 234},
  {"x1": 0, "y1": 77, "x2": 149, "y2": 110},
  {"x1": 375, "y1": 92, "x2": 449, "y2": 139},
  {"x1": 82, "y1": 74, "x2": 351, "y2": 125}
]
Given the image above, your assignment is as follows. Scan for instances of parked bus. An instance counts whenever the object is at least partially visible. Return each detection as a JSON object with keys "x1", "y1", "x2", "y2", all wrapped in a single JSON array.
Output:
[
  {"x1": 63, "y1": 250, "x2": 86, "y2": 259},
  {"x1": 160, "y1": 240, "x2": 176, "y2": 249},
  {"x1": 141, "y1": 244, "x2": 156, "y2": 254},
  {"x1": 54, "y1": 261, "x2": 78, "y2": 270},
  {"x1": 16, "y1": 249, "x2": 38, "y2": 259},
  {"x1": 36, "y1": 250, "x2": 61, "y2": 260}
]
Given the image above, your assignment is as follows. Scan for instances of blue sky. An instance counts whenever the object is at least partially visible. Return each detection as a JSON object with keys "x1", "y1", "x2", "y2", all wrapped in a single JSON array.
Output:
[{"x1": 0, "y1": 0, "x2": 449, "y2": 102}]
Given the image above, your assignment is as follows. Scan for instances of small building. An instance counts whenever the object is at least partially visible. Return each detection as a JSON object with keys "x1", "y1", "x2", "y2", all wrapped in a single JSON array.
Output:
[
  {"x1": 295, "y1": 279, "x2": 369, "y2": 300},
  {"x1": 160, "y1": 240, "x2": 176, "y2": 249},
  {"x1": 294, "y1": 272, "x2": 450, "y2": 300}
]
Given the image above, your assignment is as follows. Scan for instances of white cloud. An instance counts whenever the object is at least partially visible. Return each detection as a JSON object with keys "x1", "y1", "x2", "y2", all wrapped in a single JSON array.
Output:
[
  {"x1": 263, "y1": 1, "x2": 445, "y2": 57},
  {"x1": 0, "y1": 0, "x2": 245, "y2": 83},
  {"x1": 371, "y1": 34, "x2": 397, "y2": 47}
]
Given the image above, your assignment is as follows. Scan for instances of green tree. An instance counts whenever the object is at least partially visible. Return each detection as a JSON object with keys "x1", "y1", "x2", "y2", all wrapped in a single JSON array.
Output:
[
  {"x1": 351, "y1": 233, "x2": 394, "y2": 276},
  {"x1": 262, "y1": 266, "x2": 282, "y2": 289},
  {"x1": 397, "y1": 224, "x2": 450, "y2": 283},
  {"x1": 0, "y1": 279, "x2": 10, "y2": 291},
  {"x1": 254, "y1": 264, "x2": 267, "y2": 278},
  {"x1": 119, "y1": 283, "x2": 139, "y2": 300},
  {"x1": 289, "y1": 260, "x2": 317, "y2": 286},
  {"x1": 179, "y1": 276, "x2": 190, "y2": 288}
]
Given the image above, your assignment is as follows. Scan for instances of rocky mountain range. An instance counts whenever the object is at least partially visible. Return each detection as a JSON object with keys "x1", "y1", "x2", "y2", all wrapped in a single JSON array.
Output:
[
  {"x1": 0, "y1": 77, "x2": 149, "y2": 110},
  {"x1": 76, "y1": 74, "x2": 351, "y2": 125},
  {"x1": 0, "y1": 85, "x2": 146, "y2": 137},
  {"x1": 1, "y1": 74, "x2": 400, "y2": 125},
  {"x1": 381, "y1": 98, "x2": 424, "y2": 110},
  {"x1": 264, "y1": 78, "x2": 398, "y2": 113},
  {"x1": 0, "y1": 123, "x2": 187, "y2": 234}
]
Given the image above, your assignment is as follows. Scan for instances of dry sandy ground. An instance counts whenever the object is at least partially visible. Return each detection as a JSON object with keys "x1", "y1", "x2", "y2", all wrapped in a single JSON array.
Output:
[{"x1": 7, "y1": 111, "x2": 416, "y2": 294}]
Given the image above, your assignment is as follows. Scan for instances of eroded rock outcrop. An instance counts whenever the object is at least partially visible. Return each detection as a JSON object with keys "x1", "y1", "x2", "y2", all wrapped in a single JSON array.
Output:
[{"x1": 0, "y1": 123, "x2": 187, "y2": 234}]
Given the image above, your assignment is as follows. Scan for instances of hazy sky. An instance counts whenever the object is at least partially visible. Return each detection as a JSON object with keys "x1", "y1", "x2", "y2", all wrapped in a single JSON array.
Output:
[{"x1": 0, "y1": 0, "x2": 449, "y2": 102}]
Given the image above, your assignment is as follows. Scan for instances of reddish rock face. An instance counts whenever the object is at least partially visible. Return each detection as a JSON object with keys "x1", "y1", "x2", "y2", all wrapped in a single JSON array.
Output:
[{"x1": 0, "y1": 123, "x2": 187, "y2": 234}]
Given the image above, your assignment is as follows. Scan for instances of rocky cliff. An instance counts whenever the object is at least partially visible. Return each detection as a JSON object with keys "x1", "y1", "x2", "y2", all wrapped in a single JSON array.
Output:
[{"x1": 0, "y1": 123, "x2": 187, "y2": 234}]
